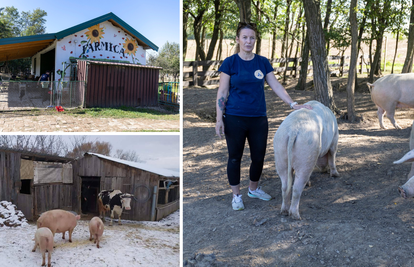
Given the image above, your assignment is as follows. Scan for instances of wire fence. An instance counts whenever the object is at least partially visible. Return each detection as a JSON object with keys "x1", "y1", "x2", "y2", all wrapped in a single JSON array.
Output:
[{"x1": 0, "y1": 79, "x2": 85, "y2": 111}]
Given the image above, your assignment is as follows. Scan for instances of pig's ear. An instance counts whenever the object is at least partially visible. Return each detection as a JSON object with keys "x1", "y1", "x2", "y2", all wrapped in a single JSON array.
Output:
[{"x1": 394, "y1": 150, "x2": 414, "y2": 164}]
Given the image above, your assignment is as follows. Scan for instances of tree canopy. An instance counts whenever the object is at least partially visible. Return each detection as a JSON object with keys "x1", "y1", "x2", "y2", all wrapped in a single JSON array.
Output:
[
  {"x1": 147, "y1": 41, "x2": 180, "y2": 82},
  {"x1": 0, "y1": 6, "x2": 48, "y2": 75}
]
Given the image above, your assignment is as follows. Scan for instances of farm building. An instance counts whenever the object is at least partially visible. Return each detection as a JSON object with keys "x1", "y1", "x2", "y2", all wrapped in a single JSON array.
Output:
[
  {"x1": 0, "y1": 147, "x2": 74, "y2": 221},
  {"x1": 0, "y1": 12, "x2": 161, "y2": 108},
  {"x1": 75, "y1": 153, "x2": 180, "y2": 221},
  {"x1": 0, "y1": 148, "x2": 180, "y2": 222}
]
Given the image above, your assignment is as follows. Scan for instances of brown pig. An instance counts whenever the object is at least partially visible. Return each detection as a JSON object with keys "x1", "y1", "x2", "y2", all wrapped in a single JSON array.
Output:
[
  {"x1": 37, "y1": 209, "x2": 80, "y2": 243},
  {"x1": 32, "y1": 227, "x2": 53, "y2": 267},
  {"x1": 367, "y1": 73, "x2": 414, "y2": 129},
  {"x1": 89, "y1": 216, "x2": 104, "y2": 248}
]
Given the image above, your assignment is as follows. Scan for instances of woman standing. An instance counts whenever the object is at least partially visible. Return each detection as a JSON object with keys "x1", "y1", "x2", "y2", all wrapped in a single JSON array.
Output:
[{"x1": 215, "y1": 22, "x2": 311, "y2": 211}]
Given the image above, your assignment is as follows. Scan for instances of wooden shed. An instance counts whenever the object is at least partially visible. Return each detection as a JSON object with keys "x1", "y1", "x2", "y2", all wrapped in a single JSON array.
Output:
[
  {"x1": 0, "y1": 148, "x2": 75, "y2": 221},
  {"x1": 76, "y1": 60, "x2": 161, "y2": 107},
  {"x1": 75, "y1": 153, "x2": 180, "y2": 221}
]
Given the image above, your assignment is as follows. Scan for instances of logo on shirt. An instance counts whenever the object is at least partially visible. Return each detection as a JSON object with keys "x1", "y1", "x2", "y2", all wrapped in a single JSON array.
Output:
[{"x1": 254, "y1": 70, "x2": 264, "y2": 79}]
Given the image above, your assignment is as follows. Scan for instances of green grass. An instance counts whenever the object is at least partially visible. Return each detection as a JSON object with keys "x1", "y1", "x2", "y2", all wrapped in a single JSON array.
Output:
[{"x1": 10, "y1": 106, "x2": 179, "y2": 120}]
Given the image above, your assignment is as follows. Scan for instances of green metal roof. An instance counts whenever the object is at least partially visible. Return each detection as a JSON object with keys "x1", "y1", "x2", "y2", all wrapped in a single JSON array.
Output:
[
  {"x1": 55, "y1": 12, "x2": 158, "y2": 51},
  {"x1": 0, "y1": 12, "x2": 158, "y2": 55},
  {"x1": 0, "y1": 34, "x2": 56, "y2": 45}
]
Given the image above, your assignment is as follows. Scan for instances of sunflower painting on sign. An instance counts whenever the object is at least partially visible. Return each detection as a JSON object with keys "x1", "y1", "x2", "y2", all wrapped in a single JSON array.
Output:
[{"x1": 55, "y1": 20, "x2": 146, "y2": 73}]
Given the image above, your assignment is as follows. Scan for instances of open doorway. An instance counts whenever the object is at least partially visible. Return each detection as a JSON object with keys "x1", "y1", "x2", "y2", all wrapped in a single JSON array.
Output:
[
  {"x1": 40, "y1": 48, "x2": 55, "y2": 77},
  {"x1": 81, "y1": 176, "x2": 100, "y2": 215}
]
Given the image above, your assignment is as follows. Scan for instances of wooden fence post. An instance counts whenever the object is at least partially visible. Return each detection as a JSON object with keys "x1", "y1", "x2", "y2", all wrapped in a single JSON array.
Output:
[{"x1": 193, "y1": 61, "x2": 198, "y2": 87}]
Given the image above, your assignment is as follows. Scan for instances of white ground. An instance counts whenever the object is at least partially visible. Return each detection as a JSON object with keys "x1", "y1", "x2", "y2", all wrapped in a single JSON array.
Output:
[{"x1": 0, "y1": 207, "x2": 179, "y2": 267}]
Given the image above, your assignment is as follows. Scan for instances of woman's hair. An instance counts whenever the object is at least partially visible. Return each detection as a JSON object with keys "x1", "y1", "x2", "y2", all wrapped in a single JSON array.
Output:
[{"x1": 234, "y1": 22, "x2": 257, "y2": 54}]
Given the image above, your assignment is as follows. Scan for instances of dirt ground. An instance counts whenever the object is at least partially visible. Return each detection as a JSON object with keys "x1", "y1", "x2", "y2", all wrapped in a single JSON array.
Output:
[{"x1": 183, "y1": 77, "x2": 414, "y2": 266}]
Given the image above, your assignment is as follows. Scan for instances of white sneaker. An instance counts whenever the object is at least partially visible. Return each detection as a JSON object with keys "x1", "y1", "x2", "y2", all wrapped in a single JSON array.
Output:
[
  {"x1": 248, "y1": 186, "x2": 272, "y2": 201},
  {"x1": 232, "y1": 194, "x2": 244, "y2": 210}
]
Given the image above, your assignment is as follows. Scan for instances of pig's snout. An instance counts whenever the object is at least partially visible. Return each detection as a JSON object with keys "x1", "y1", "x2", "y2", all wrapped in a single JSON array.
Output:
[{"x1": 399, "y1": 186, "x2": 408, "y2": 199}]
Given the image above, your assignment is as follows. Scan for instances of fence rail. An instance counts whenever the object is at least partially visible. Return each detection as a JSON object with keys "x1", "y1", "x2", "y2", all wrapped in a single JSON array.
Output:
[
  {"x1": 183, "y1": 55, "x2": 370, "y2": 87},
  {"x1": 0, "y1": 80, "x2": 85, "y2": 111}
]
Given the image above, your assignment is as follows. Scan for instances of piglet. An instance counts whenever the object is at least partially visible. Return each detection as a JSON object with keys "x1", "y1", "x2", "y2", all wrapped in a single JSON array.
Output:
[
  {"x1": 89, "y1": 216, "x2": 104, "y2": 248},
  {"x1": 32, "y1": 227, "x2": 53, "y2": 267},
  {"x1": 37, "y1": 209, "x2": 81, "y2": 242}
]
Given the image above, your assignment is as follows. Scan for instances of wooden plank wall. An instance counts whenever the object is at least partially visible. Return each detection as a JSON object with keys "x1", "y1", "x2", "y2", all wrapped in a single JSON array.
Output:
[
  {"x1": 33, "y1": 184, "x2": 73, "y2": 217},
  {"x1": 17, "y1": 193, "x2": 33, "y2": 220},
  {"x1": 76, "y1": 155, "x2": 169, "y2": 221},
  {"x1": 0, "y1": 151, "x2": 21, "y2": 203}
]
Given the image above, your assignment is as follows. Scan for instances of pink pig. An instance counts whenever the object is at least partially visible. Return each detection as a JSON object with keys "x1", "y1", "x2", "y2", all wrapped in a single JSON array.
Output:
[
  {"x1": 32, "y1": 227, "x2": 54, "y2": 267},
  {"x1": 89, "y1": 216, "x2": 104, "y2": 248},
  {"x1": 37, "y1": 209, "x2": 80, "y2": 243}
]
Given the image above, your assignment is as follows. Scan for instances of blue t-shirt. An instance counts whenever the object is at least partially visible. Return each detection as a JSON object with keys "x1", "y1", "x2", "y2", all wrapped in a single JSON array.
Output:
[
  {"x1": 218, "y1": 54, "x2": 274, "y2": 117},
  {"x1": 40, "y1": 73, "x2": 49, "y2": 81}
]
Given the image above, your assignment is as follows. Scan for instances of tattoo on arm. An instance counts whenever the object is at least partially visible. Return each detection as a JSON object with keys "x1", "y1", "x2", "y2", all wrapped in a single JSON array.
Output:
[{"x1": 218, "y1": 97, "x2": 226, "y2": 111}]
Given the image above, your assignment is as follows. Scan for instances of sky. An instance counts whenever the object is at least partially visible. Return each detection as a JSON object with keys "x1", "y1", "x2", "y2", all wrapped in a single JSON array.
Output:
[
  {"x1": 59, "y1": 134, "x2": 180, "y2": 173},
  {"x1": 2, "y1": 0, "x2": 180, "y2": 53}
]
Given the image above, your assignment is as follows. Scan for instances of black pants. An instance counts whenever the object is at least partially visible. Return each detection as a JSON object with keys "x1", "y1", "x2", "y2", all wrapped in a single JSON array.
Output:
[{"x1": 224, "y1": 114, "x2": 268, "y2": 186}]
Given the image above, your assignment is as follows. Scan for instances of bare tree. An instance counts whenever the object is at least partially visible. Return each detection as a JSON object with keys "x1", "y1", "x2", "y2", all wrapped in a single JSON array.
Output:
[
  {"x1": 114, "y1": 149, "x2": 144, "y2": 163},
  {"x1": 66, "y1": 136, "x2": 112, "y2": 159}
]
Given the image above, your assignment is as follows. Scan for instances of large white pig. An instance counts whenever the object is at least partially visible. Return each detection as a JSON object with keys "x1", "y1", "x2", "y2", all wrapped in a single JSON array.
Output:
[
  {"x1": 32, "y1": 227, "x2": 53, "y2": 267},
  {"x1": 367, "y1": 73, "x2": 414, "y2": 129},
  {"x1": 274, "y1": 100, "x2": 339, "y2": 220},
  {"x1": 37, "y1": 209, "x2": 81, "y2": 243}
]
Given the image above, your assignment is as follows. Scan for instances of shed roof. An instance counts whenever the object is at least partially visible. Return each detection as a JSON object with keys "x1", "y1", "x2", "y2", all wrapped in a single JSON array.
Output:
[
  {"x1": 0, "y1": 147, "x2": 73, "y2": 162},
  {"x1": 85, "y1": 153, "x2": 179, "y2": 178},
  {"x1": 79, "y1": 59, "x2": 162, "y2": 69},
  {"x1": 0, "y1": 12, "x2": 158, "y2": 62}
]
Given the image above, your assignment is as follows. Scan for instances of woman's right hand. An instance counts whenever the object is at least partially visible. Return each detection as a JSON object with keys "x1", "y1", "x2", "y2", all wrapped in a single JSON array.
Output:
[{"x1": 216, "y1": 120, "x2": 225, "y2": 139}]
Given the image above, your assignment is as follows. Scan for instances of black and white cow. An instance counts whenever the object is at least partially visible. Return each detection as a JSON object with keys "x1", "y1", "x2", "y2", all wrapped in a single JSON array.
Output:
[{"x1": 97, "y1": 189, "x2": 134, "y2": 226}]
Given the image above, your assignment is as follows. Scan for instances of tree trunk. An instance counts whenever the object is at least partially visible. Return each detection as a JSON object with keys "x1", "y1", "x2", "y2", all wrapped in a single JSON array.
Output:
[
  {"x1": 234, "y1": 0, "x2": 251, "y2": 23},
  {"x1": 323, "y1": 0, "x2": 333, "y2": 54},
  {"x1": 255, "y1": 0, "x2": 262, "y2": 55},
  {"x1": 347, "y1": 0, "x2": 358, "y2": 122},
  {"x1": 192, "y1": 10, "x2": 206, "y2": 61},
  {"x1": 183, "y1": 1, "x2": 189, "y2": 61},
  {"x1": 217, "y1": 29, "x2": 223, "y2": 61},
  {"x1": 303, "y1": 0, "x2": 337, "y2": 112},
  {"x1": 392, "y1": 31, "x2": 399, "y2": 74},
  {"x1": 206, "y1": 0, "x2": 222, "y2": 60},
  {"x1": 370, "y1": 34, "x2": 383, "y2": 78},
  {"x1": 296, "y1": 30, "x2": 309, "y2": 91},
  {"x1": 281, "y1": 0, "x2": 292, "y2": 67},
  {"x1": 271, "y1": 4, "x2": 278, "y2": 59},
  {"x1": 403, "y1": 0, "x2": 414, "y2": 73}
]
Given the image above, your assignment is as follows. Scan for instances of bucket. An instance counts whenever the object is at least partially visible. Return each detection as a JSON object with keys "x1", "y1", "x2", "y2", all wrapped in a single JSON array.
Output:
[{"x1": 41, "y1": 82, "x2": 49, "y2": 88}]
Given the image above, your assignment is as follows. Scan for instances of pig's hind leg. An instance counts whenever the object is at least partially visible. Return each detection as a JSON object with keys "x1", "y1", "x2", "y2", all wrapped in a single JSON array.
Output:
[
  {"x1": 377, "y1": 106, "x2": 387, "y2": 129},
  {"x1": 31, "y1": 241, "x2": 38, "y2": 252},
  {"x1": 384, "y1": 101, "x2": 402, "y2": 129},
  {"x1": 278, "y1": 167, "x2": 291, "y2": 216},
  {"x1": 289, "y1": 168, "x2": 313, "y2": 220}
]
